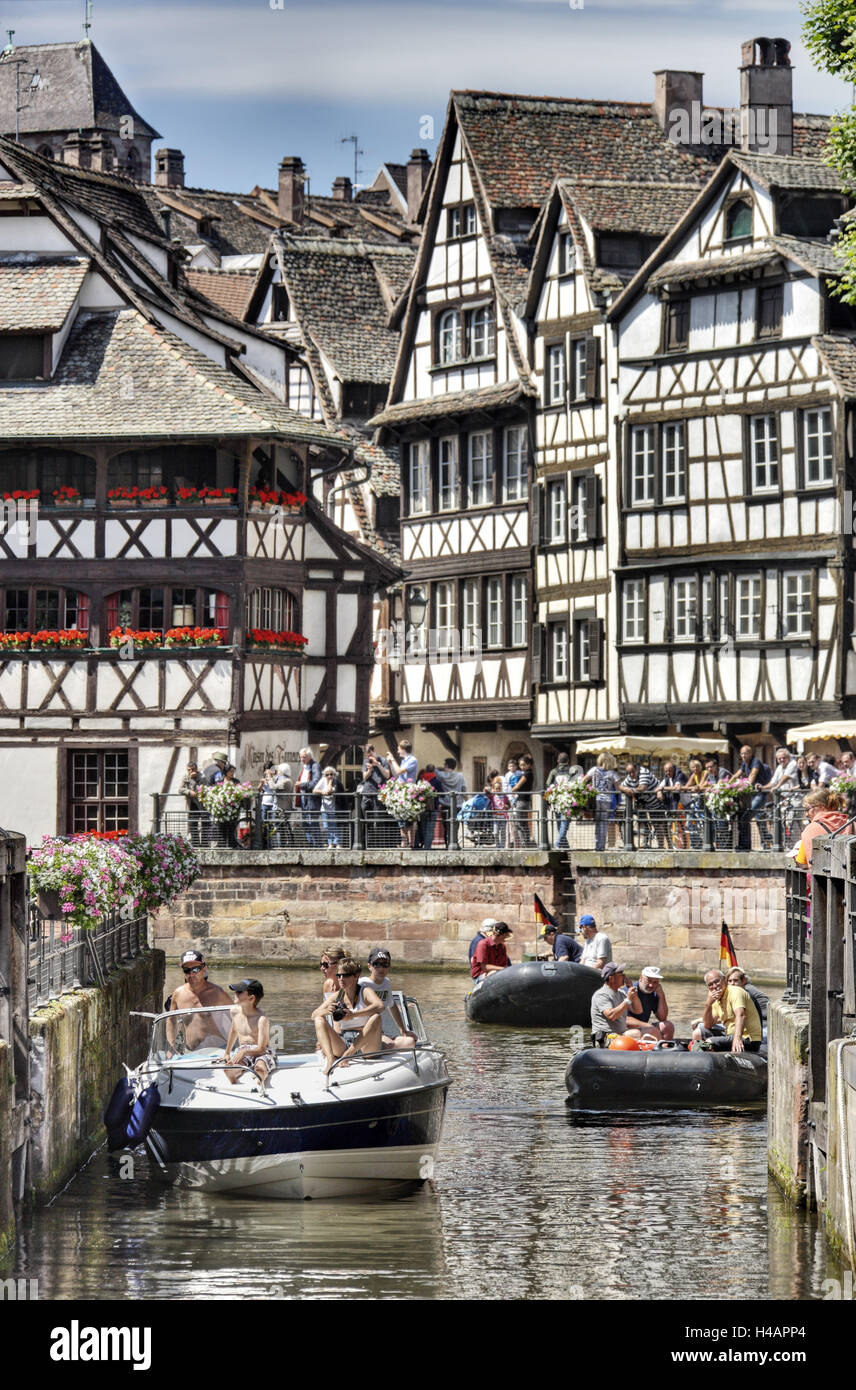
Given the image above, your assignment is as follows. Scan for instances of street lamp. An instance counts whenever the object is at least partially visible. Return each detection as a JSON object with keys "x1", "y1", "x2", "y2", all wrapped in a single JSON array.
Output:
[{"x1": 406, "y1": 586, "x2": 427, "y2": 661}]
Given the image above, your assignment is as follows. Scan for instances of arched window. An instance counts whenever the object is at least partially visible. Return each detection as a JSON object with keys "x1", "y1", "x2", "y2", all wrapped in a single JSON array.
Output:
[
  {"x1": 108, "y1": 445, "x2": 237, "y2": 497},
  {"x1": 438, "y1": 309, "x2": 463, "y2": 365},
  {"x1": 245, "y1": 587, "x2": 297, "y2": 633},
  {"x1": 470, "y1": 305, "x2": 495, "y2": 359},
  {"x1": 0, "y1": 448, "x2": 95, "y2": 503},
  {"x1": 36, "y1": 144, "x2": 54, "y2": 161},
  {"x1": 105, "y1": 587, "x2": 229, "y2": 635},
  {"x1": 125, "y1": 146, "x2": 142, "y2": 180},
  {"x1": 725, "y1": 199, "x2": 753, "y2": 242}
]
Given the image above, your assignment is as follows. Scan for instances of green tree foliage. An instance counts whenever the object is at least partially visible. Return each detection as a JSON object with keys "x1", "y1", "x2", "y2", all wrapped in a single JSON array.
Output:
[{"x1": 803, "y1": 0, "x2": 856, "y2": 300}]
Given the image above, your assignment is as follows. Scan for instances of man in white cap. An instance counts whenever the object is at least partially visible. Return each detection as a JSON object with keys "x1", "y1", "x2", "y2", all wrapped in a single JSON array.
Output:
[
  {"x1": 626, "y1": 965, "x2": 674, "y2": 1040},
  {"x1": 167, "y1": 950, "x2": 233, "y2": 1051},
  {"x1": 468, "y1": 917, "x2": 499, "y2": 964}
]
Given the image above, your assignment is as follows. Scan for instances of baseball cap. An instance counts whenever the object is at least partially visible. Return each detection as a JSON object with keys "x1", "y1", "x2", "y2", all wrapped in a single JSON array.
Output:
[
  {"x1": 181, "y1": 950, "x2": 205, "y2": 965},
  {"x1": 230, "y1": 977, "x2": 264, "y2": 999},
  {"x1": 601, "y1": 961, "x2": 626, "y2": 980},
  {"x1": 579, "y1": 914, "x2": 596, "y2": 927},
  {"x1": 481, "y1": 917, "x2": 499, "y2": 930},
  {"x1": 539, "y1": 926, "x2": 557, "y2": 937},
  {"x1": 495, "y1": 924, "x2": 512, "y2": 936},
  {"x1": 368, "y1": 948, "x2": 391, "y2": 965},
  {"x1": 640, "y1": 965, "x2": 663, "y2": 979}
]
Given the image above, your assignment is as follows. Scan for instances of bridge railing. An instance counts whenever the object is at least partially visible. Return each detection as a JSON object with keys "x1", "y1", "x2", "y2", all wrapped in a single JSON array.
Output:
[{"x1": 28, "y1": 900, "x2": 149, "y2": 1009}]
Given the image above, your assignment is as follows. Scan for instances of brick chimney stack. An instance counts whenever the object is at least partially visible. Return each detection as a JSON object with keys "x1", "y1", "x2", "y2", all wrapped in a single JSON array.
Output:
[
  {"x1": 278, "y1": 156, "x2": 305, "y2": 225},
  {"x1": 652, "y1": 69, "x2": 704, "y2": 136},
  {"x1": 406, "y1": 148, "x2": 431, "y2": 224},
  {"x1": 740, "y1": 37, "x2": 792, "y2": 156},
  {"x1": 332, "y1": 175, "x2": 352, "y2": 202},
  {"x1": 155, "y1": 148, "x2": 186, "y2": 189}
]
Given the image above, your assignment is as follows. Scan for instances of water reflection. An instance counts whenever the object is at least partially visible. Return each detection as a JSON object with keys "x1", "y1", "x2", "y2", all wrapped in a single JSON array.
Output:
[{"x1": 10, "y1": 967, "x2": 850, "y2": 1300}]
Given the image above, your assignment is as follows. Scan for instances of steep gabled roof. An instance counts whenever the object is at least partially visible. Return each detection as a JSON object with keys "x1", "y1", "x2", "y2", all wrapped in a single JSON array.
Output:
[
  {"x1": 0, "y1": 41, "x2": 160, "y2": 139},
  {"x1": 0, "y1": 255, "x2": 88, "y2": 331},
  {"x1": 813, "y1": 334, "x2": 856, "y2": 398},
  {"x1": 731, "y1": 152, "x2": 840, "y2": 191},
  {"x1": 185, "y1": 268, "x2": 256, "y2": 319}
]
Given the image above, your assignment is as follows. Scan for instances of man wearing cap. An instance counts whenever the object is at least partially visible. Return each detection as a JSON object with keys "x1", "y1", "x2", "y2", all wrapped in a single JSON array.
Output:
[
  {"x1": 167, "y1": 951, "x2": 233, "y2": 1052},
  {"x1": 468, "y1": 917, "x2": 498, "y2": 963},
  {"x1": 590, "y1": 963, "x2": 648, "y2": 1047},
  {"x1": 201, "y1": 751, "x2": 229, "y2": 785},
  {"x1": 470, "y1": 922, "x2": 513, "y2": 983},
  {"x1": 539, "y1": 925, "x2": 583, "y2": 964},
  {"x1": 359, "y1": 949, "x2": 418, "y2": 1049},
  {"x1": 627, "y1": 966, "x2": 675, "y2": 1040},
  {"x1": 579, "y1": 915, "x2": 612, "y2": 973}
]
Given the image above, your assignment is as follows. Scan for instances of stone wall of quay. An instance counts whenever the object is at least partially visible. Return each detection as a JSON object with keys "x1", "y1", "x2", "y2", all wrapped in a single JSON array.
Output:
[
  {"x1": 154, "y1": 849, "x2": 790, "y2": 980},
  {"x1": 0, "y1": 1042, "x2": 13, "y2": 1260},
  {"x1": 766, "y1": 1002, "x2": 810, "y2": 1205},
  {"x1": 28, "y1": 951, "x2": 165, "y2": 1204}
]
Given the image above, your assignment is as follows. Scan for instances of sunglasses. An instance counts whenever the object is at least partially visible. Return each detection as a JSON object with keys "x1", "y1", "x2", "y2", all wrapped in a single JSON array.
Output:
[
  {"x1": 319, "y1": 961, "x2": 334, "y2": 969},
  {"x1": 182, "y1": 966, "x2": 204, "y2": 975},
  {"x1": 337, "y1": 971, "x2": 357, "y2": 978}
]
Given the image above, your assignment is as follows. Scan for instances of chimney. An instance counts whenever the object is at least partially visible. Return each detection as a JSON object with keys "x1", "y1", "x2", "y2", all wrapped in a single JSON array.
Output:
[
  {"x1": 740, "y1": 37, "x2": 792, "y2": 156},
  {"x1": 406, "y1": 148, "x2": 431, "y2": 224},
  {"x1": 332, "y1": 175, "x2": 352, "y2": 202},
  {"x1": 62, "y1": 131, "x2": 92, "y2": 169},
  {"x1": 653, "y1": 70, "x2": 704, "y2": 138},
  {"x1": 155, "y1": 148, "x2": 185, "y2": 189},
  {"x1": 89, "y1": 134, "x2": 115, "y2": 174},
  {"x1": 278, "y1": 156, "x2": 305, "y2": 225}
]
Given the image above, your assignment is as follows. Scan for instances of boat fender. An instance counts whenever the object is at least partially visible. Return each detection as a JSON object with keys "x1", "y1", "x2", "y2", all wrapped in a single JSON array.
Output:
[
  {"x1": 125, "y1": 1083, "x2": 161, "y2": 1144},
  {"x1": 104, "y1": 1076, "x2": 135, "y2": 1150},
  {"x1": 608, "y1": 1035, "x2": 641, "y2": 1051}
]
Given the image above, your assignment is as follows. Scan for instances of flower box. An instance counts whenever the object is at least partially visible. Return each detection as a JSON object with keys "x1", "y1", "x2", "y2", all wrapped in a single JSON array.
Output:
[
  {"x1": 0, "y1": 632, "x2": 31, "y2": 651},
  {"x1": 29, "y1": 629, "x2": 88, "y2": 651},
  {"x1": 164, "y1": 626, "x2": 224, "y2": 648},
  {"x1": 109, "y1": 628, "x2": 163, "y2": 650},
  {"x1": 247, "y1": 628, "x2": 309, "y2": 652}
]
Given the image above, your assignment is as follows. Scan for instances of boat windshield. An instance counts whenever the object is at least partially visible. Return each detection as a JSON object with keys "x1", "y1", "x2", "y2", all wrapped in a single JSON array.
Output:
[{"x1": 149, "y1": 1006, "x2": 234, "y2": 1065}]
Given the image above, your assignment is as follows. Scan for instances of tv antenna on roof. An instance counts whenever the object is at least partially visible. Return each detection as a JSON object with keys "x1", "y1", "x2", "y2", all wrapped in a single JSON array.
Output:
[
  {"x1": 83, "y1": 1, "x2": 94, "y2": 41},
  {"x1": 341, "y1": 134, "x2": 364, "y2": 189},
  {"x1": 1, "y1": 32, "x2": 40, "y2": 140}
]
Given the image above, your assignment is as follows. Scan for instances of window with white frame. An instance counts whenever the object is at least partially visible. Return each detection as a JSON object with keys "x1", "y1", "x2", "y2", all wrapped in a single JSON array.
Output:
[
  {"x1": 570, "y1": 338, "x2": 588, "y2": 402},
  {"x1": 408, "y1": 440, "x2": 431, "y2": 514},
  {"x1": 630, "y1": 425, "x2": 656, "y2": 506},
  {"x1": 623, "y1": 580, "x2": 646, "y2": 642},
  {"x1": 546, "y1": 343, "x2": 566, "y2": 405},
  {"x1": 435, "y1": 581, "x2": 455, "y2": 653},
  {"x1": 571, "y1": 473, "x2": 594, "y2": 542},
  {"x1": 662, "y1": 422, "x2": 686, "y2": 501},
  {"x1": 749, "y1": 415, "x2": 779, "y2": 492},
  {"x1": 510, "y1": 574, "x2": 527, "y2": 647},
  {"x1": 548, "y1": 621, "x2": 569, "y2": 682},
  {"x1": 558, "y1": 233, "x2": 575, "y2": 277},
  {"x1": 439, "y1": 436, "x2": 458, "y2": 511},
  {"x1": 802, "y1": 406, "x2": 834, "y2": 486},
  {"x1": 246, "y1": 587, "x2": 295, "y2": 632},
  {"x1": 470, "y1": 305, "x2": 496, "y2": 359},
  {"x1": 784, "y1": 571, "x2": 812, "y2": 637},
  {"x1": 702, "y1": 574, "x2": 716, "y2": 641},
  {"x1": 503, "y1": 426, "x2": 527, "y2": 501},
  {"x1": 486, "y1": 577, "x2": 504, "y2": 648},
  {"x1": 573, "y1": 619, "x2": 590, "y2": 682},
  {"x1": 439, "y1": 309, "x2": 463, "y2": 365},
  {"x1": 469, "y1": 431, "x2": 493, "y2": 506},
  {"x1": 673, "y1": 577, "x2": 697, "y2": 641},
  {"x1": 545, "y1": 477, "x2": 567, "y2": 544},
  {"x1": 736, "y1": 576, "x2": 761, "y2": 639},
  {"x1": 462, "y1": 578, "x2": 480, "y2": 645},
  {"x1": 447, "y1": 203, "x2": 476, "y2": 239}
]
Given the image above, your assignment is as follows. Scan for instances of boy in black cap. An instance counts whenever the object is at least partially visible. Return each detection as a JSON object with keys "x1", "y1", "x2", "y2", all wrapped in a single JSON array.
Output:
[
  {"x1": 360, "y1": 948, "x2": 418, "y2": 1049},
  {"x1": 219, "y1": 979, "x2": 276, "y2": 1087}
]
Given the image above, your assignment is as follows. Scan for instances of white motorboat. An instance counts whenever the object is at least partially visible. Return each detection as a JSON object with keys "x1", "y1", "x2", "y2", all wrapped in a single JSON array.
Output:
[{"x1": 106, "y1": 997, "x2": 450, "y2": 1200}]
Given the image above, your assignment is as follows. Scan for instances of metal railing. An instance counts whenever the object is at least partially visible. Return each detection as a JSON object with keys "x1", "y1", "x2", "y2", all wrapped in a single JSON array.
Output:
[
  {"x1": 28, "y1": 901, "x2": 149, "y2": 1009},
  {"x1": 152, "y1": 787, "x2": 809, "y2": 854},
  {"x1": 784, "y1": 863, "x2": 811, "y2": 1005}
]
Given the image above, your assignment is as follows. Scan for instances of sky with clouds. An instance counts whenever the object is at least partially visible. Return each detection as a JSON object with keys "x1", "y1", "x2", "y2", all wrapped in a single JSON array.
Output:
[{"x1": 0, "y1": 0, "x2": 849, "y2": 196}]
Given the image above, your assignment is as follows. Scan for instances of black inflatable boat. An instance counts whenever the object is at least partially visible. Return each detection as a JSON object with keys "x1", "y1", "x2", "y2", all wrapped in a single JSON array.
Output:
[
  {"x1": 565, "y1": 1044, "x2": 768, "y2": 1108},
  {"x1": 465, "y1": 960, "x2": 601, "y2": 1027}
]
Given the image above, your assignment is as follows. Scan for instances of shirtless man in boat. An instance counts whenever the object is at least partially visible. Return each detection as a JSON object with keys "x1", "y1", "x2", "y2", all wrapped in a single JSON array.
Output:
[{"x1": 167, "y1": 950, "x2": 233, "y2": 1053}]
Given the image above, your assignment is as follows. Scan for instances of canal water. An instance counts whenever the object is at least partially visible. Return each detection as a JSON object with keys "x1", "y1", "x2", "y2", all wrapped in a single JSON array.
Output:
[{"x1": 11, "y1": 967, "x2": 849, "y2": 1301}]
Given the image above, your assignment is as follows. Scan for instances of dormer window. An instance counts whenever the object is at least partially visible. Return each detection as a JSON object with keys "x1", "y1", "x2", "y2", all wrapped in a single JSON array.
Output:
[
  {"x1": 436, "y1": 304, "x2": 495, "y2": 366},
  {"x1": 470, "y1": 305, "x2": 495, "y2": 359},
  {"x1": 725, "y1": 199, "x2": 753, "y2": 243},
  {"x1": 0, "y1": 335, "x2": 48, "y2": 381},
  {"x1": 439, "y1": 309, "x2": 463, "y2": 365},
  {"x1": 447, "y1": 203, "x2": 477, "y2": 240},
  {"x1": 597, "y1": 234, "x2": 659, "y2": 272}
]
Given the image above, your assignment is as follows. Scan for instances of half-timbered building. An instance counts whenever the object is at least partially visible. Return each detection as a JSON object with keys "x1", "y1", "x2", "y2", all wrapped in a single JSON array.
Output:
[
  {"x1": 607, "y1": 143, "x2": 851, "y2": 748},
  {"x1": 0, "y1": 137, "x2": 397, "y2": 843}
]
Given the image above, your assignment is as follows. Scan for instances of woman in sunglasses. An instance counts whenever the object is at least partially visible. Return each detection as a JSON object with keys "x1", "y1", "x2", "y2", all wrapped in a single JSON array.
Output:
[
  {"x1": 319, "y1": 946, "x2": 347, "y2": 997},
  {"x1": 311, "y1": 956, "x2": 384, "y2": 1074}
]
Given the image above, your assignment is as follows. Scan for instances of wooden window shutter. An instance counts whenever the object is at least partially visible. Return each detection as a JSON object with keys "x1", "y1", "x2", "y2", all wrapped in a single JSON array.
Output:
[
  {"x1": 215, "y1": 591, "x2": 230, "y2": 631},
  {"x1": 106, "y1": 593, "x2": 119, "y2": 631},
  {"x1": 531, "y1": 481, "x2": 542, "y2": 548},
  {"x1": 585, "y1": 474, "x2": 599, "y2": 540},
  {"x1": 588, "y1": 618, "x2": 602, "y2": 681},
  {"x1": 76, "y1": 592, "x2": 90, "y2": 632},
  {"x1": 584, "y1": 335, "x2": 600, "y2": 400},
  {"x1": 531, "y1": 622, "x2": 542, "y2": 685}
]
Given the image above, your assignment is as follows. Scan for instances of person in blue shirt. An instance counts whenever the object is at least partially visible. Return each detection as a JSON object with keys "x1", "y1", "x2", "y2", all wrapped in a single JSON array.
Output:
[
  {"x1": 539, "y1": 924, "x2": 582, "y2": 963},
  {"x1": 469, "y1": 917, "x2": 499, "y2": 962}
]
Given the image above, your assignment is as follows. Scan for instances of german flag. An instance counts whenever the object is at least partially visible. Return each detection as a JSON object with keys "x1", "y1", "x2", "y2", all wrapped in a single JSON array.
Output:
[
  {"x1": 534, "y1": 893, "x2": 559, "y2": 930},
  {"x1": 719, "y1": 921, "x2": 738, "y2": 973}
]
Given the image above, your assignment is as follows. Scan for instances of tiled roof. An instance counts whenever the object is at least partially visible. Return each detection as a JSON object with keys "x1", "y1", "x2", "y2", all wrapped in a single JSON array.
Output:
[
  {"x1": 369, "y1": 379, "x2": 535, "y2": 428},
  {"x1": 0, "y1": 256, "x2": 88, "y2": 331},
  {"x1": 454, "y1": 93, "x2": 715, "y2": 209},
  {"x1": 730, "y1": 152, "x2": 841, "y2": 191},
  {"x1": 0, "y1": 137, "x2": 167, "y2": 244},
  {"x1": 0, "y1": 41, "x2": 160, "y2": 139},
  {"x1": 276, "y1": 236, "x2": 413, "y2": 384},
  {"x1": 140, "y1": 187, "x2": 275, "y2": 258},
  {"x1": 0, "y1": 308, "x2": 346, "y2": 443},
  {"x1": 560, "y1": 178, "x2": 701, "y2": 235},
  {"x1": 647, "y1": 246, "x2": 781, "y2": 291},
  {"x1": 352, "y1": 438, "x2": 401, "y2": 496},
  {"x1": 813, "y1": 334, "x2": 856, "y2": 398},
  {"x1": 769, "y1": 235, "x2": 843, "y2": 276},
  {"x1": 185, "y1": 268, "x2": 256, "y2": 318}
]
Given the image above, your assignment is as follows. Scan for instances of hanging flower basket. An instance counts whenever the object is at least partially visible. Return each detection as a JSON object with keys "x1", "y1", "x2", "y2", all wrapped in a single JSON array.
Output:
[
  {"x1": 122, "y1": 832, "x2": 200, "y2": 911},
  {"x1": 378, "y1": 778, "x2": 437, "y2": 823},
  {"x1": 28, "y1": 835, "x2": 142, "y2": 930},
  {"x1": 705, "y1": 777, "x2": 751, "y2": 819},
  {"x1": 197, "y1": 780, "x2": 254, "y2": 822},
  {"x1": 544, "y1": 779, "x2": 596, "y2": 819}
]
